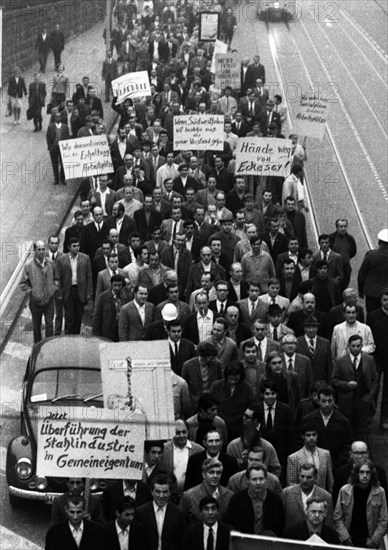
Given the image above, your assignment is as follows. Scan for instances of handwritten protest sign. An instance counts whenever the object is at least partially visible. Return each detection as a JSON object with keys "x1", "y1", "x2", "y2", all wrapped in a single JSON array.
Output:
[
  {"x1": 99, "y1": 341, "x2": 175, "y2": 440},
  {"x1": 215, "y1": 53, "x2": 240, "y2": 90},
  {"x1": 59, "y1": 135, "x2": 113, "y2": 180},
  {"x1": 211, "y1": 39, "x2": 228, "y2": 73},
  {"x1": 174, "y1": 114, "x2": 224, "y2": 151},
  {"x1": 112, "y1": 71, "x2": 151, "y2": 104},
  {"x1": 292, "y1": 93, "x2": 331, "y2": 140},
  {"x1": 235, "y1": 137, "x2": 293, "y2": 177},
  {"x1": 37, "y1": 407, "x2": 146, "y2": 479}
]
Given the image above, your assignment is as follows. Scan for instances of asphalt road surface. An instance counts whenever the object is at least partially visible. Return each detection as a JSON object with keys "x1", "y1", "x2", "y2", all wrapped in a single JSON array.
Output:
[{"x1": 0, "y1": 2, "x2": 387, "y2": 547}]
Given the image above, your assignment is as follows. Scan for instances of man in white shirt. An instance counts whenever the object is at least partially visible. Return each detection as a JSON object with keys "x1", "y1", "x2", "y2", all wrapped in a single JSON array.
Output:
[
  {"x1": 184, "y1": 495, "x2": 231, "y2": 550},
  {"x1": 162, "y1": 420, "x2": 204, "y2": 494},
  {"x1": 118, "y1": 186, "x2": 142, "y2": 218},
  {"x1": 45, "y1": 494, "x2": 103, "y2": 549},
  {"x1": 102, "y1": 496, "x2": 143, "y2": 550},
  {"x1": 331, "y1": 304, "x2": 375, "y2": 359}
]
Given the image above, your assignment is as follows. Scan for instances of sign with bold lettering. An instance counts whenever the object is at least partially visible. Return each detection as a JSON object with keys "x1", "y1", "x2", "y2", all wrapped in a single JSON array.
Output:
[
  {"x1": 215, "y1": 53, "x2": 240, "y2": 90},
  {"x1": 59, "y1": 135, "x2": 113, "y2": 180},
  {"x1": 292, "y1": 93, "x2": 331, "y2": 140},
  {"x1": 211, "y1": 39, "x2": 228, "y2": 73},
  {"x1": 37, "y1": 407, "x2": 146, "y2": 479},
  {"x1": 174, "y1": 114, "x2": 224, "y2": 151},
  {"x1": 235, "y1": 137, "x2": 293, "y2": 177},
  {"x1": 99, "y1": 341, "x2": 175, "y2": 440},
  {"x1": 111, "y1": 71, "x2": 151, "y2": 104}
]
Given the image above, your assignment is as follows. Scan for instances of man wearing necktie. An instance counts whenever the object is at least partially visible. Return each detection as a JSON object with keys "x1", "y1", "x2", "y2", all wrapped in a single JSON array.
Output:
[
  {"x1": 331, "y1": 334, "x2": 378, "y2": 440},
  {"x1": 282, "y1": 333, "x2": 312, "y2": 399},
  {"x1": 184, "y1": 495, "x2": 232, "y2": 550},
  {"x1": 47, "y1": 235, "x2": 63, "y2": 335}
]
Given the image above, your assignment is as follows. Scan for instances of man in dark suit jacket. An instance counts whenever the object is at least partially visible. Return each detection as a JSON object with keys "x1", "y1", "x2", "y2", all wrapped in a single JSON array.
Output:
[
  {"x1": 173, "y1": 165, "x2": 200, "y2": 196},
  {"x1": 46, "y1": 111, "x2": 70, "y2": 184},
  {"x1": 28, "y1": 73, "x2": 46, "y2": 131},
  {"x1": 358, "y1": 231, "x2": 388, "y2": 313},
  {"x1": 184, "y1": 429, "x2": 238, "y2": 490},
  {"x1": 258, "y1": 382, "x2": 297, "y2": 484},
  {"x1": 296, "y1": 317, "x2": 332, "y2": 384},
  {"x1": 35, "y1": 27, "x2": 51, "y2": 72},
  {"x1": 312, "y1": 234, "x2": 344, "y2": 287},
  {"x1": 92, "y1": 275, "x2": 131, "y2": 341},
  {"x1": 54, "y1": 238, "x2": 93, "y2": 334},
  {"x1": 287, "y1": 293, "x2": 328, "y2": 338},
  {"x1": 246, "y1": 55, "x2": 266, "y2": 86},
  {"x1": 119, "y1": 284, "x2": 155, "y2": 341},
  {"x1": 262, "y1": 218, "x2": 289, "y2": 264},
  {"x1": 83, "y1": 206, "x2": 109, "y2": 261},
  {"x1": 135, "y1": 475, "x2": 186, "y2": 550},
  {"x1": 224, "y1": 465, "x2": 285, "y2": 536},
  {"x1": 304, "y1": 386, "x2": 352, "y2": 470},
  {"x1": 184, "y1": 496, "x2": 231, "y2": 550},
  {"x1": 231, "y1": 112, "x2": 250, "y2": 137},
  {"x1": 161, "y1": 233, "x2": 192, "y2": 300},
  {"x1": 50, "y1": 23, "x2": 65, "y2": 68},
  {"x1": 134, "y1": 198, "x2": 163, "y2": 241},
  {"x1": 166, "y1": 319, "x2": 197, "y2": 376},
  {"x1": 283, "y1": 498, "x2": 340, "y2": 544},
  {"x1": 63, "y1": 211, "x2": 86, "y2": 253},
  {"x1": 45, "y1": 494, "x2": 103, "y2": 550},
  {"x1": 106, "y1": 202, "x2": 137, "y2": 247},
  {"x1": 258, "y1": 100, "x2": 282, "y2": 135},
  {"x1": 102, "y1": 482, "x2": 152, "y2": 522},
  {"x1": 86, "y1": 88, "x2": 103, "y2": 118}
]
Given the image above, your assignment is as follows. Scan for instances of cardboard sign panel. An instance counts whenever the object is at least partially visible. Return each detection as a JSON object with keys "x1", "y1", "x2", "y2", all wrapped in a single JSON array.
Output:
[
  {"x1": 235, "y1": 137, "x2": 293, "y2": 177},
  {"x1": 173, "y1": 114, "x2": 224, "y2": 151},
  {"x1": 99, "y1": 341, "x2": 175, "y2": 440},
  {"x1": 112, "y1": 71, "x2": 151, "y2": 104},
  {"x1": 292, "y1": 93, "x2": 331, "y2": 140},
  {"x1": 215, "y1": 53, "x2": 240, "y2": 90},
  {"x1": 37, "y1": 407, "x2": 146, "y2": 479},
  {"x1": 59, "y1": 135, "x2": 113, "y2": 180}
]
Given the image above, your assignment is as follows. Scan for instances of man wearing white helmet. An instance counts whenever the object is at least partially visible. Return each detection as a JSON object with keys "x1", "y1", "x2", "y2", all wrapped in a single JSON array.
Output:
[{"x1": 145, "y1": 303, "x2": 178, "y2": 340}]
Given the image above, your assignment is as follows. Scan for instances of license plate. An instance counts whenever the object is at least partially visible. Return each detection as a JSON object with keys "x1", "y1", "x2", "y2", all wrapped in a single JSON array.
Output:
[{"x1": 45, "y1": 494, "x2": 56, "y2": 505}]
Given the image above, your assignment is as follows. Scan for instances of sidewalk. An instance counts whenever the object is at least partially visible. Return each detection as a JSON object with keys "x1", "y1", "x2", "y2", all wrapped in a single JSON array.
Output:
[{"x1": 0, "y1": 21, "x2": 118, "y2": 346}]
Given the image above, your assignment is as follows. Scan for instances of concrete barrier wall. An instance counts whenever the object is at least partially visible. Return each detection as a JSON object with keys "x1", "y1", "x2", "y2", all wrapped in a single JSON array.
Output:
[{"x1": 2, "y1": 0, "x2": 106, "y2": 84}]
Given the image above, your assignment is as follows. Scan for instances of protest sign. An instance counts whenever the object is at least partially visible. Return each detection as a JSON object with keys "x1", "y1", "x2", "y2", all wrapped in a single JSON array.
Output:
[
  {"x1": 99, "y1": 341, "x2": 175, "y2": 440},
  {"x1": 199, "y1": 12, "x2": 220, "y2": 41},
  {"x1": 59, "y1": 135, "x2": 113, "y2": 180},
  {"x1": 211, "y1": 39, "x2": 228, "y2": 73},
  {"x1": 292, "y1": 92, "x2": 331, "y2": 140},
  {"x1": 174, "y1": 114, "x2": 224, "y2": 151},
  {"x1": 230, "y1": 531, "x2": 363, "y2": 550},
  {"x1": 111, "y1": 71, "x2": 151, "y2": 104},
  {"x1": 37, "y1": 407, "x2": 146, "y2": 479},
  {"x1": 235, "y1": 137, "x2": 293, "y2": 177},
  {"x1": 214, "y1": 53, "x2": 240, "y2": 90}
]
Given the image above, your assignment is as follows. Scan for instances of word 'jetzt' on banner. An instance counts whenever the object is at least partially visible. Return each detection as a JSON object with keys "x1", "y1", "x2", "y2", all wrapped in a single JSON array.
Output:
[
  {"x1": 112, "y1": 71, "x2": 151, "y2": 104},
  {"x1": 235, "y1": 137, "x2": 293, "y2": 177},
  {"x1": 37, "y1": 407, "x2": 146, "y2": 479},
  {"x1": 59, "y1": 135, "x2": 113, "y2": 180},
  {"x1": 174, "y1": 114, "x2": 225, "y2": 151},
  {"x1": 292, "y1": 93, "x2": 331, "y2": 140}
]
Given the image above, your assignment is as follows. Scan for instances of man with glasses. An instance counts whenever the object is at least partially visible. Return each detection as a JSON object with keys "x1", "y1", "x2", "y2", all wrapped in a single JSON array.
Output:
[{"x1": 209, "y1": 280, "x2": 234, "y2": 317}]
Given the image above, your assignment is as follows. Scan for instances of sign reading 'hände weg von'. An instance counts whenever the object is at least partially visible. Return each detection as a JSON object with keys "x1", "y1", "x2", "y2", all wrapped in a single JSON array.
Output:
[
  {"x1": 235, "y1": 137, "x2": 293, "y2": 177},
  {"x1": 173, "y1": 114, "x2": 224, "y2": 151}
]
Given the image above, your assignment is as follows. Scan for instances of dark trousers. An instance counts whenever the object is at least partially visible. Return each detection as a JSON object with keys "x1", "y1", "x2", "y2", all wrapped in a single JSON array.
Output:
[
  {"x1": 33, "y1": 109, "x2": 43, "y2": 130},
  {"x1": 53, "y1": 49, "x2": 62, "y2": 69},
  {"x1": 29, "y1": 300, "x2": 54, "y2": 343},
  {"x1": 351, "y1": 396, "x2": 372, "y2": 441},
  {"x1": 54, "y1": 295, "x2": 63, "y2": 335},
  {"x1": 49, "y1": 144, "x2": 65, "y2": 183},
  {"x1": 104, "y1": 77, "x2": 113, "y2": 101},
  {"x1": 376, "y1": 360, "x2": 388, "y2": 423},
  {"x1": 64, "y1": 286, "x2": 84, "y2": 334},
  {"x1": 38, "y1": 50, "x2": 49, "y2": 73}
]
